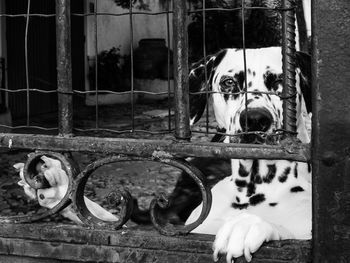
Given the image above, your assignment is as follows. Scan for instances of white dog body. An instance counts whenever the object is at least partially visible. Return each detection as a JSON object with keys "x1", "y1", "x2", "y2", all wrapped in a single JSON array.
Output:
[{"x1": 187, "y1": 47, "x2": 312, "y2": 262}]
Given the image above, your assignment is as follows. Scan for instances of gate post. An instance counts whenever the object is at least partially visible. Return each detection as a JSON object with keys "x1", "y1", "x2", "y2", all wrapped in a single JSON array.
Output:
[
  {"x1": 56, "y1": 0, "x2": 73, "y2": 136},
  {"x1": 173, "y1": 0, "x2": 191, "y2": 140},
  {"x1": 312, "y1": 0, "x2": 350, "y2": 261},
  {"x1": 281, "y1": 0, "x2": 297, "y2": 134}
]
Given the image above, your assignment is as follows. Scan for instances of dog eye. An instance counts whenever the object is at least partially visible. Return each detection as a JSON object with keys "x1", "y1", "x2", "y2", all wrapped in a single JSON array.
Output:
[{"x1": 221, "y1": 78, "x2": 235, "y2": 87}]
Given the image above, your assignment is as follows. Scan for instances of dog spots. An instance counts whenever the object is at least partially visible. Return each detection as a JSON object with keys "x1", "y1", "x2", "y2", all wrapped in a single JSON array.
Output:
[
  {"x1": 290, "y1": 186, "x2": 304, "y2": 193},
  {"x1": 269, "y1": 202, "x2": 278, "y2": 207},
  {"x1": 247, "y1": 182, "x2": 256, "y2": 197},
  {"x1": 263, "y1": 164, "x2": 276, "y2": 183},
  {"x1": 236, "y1": 196, "x2": 241, "y2": 203},
  {"x1": 264, "y1": 71, "x2": 282, "y2": 91},
  {"x1": 294, "y1": 163, "x2": 298, "y2": 178},
  {"x1": 232, "y1": 202, "x2": 249, "y2": 210},
  {"x1": 251, "y1": 160, "x2": 262, "y2": 184},
  {"x1": 239, "y1": 162, "x2": 249, "y2": 177},
  {"x1": 278, "y1": 166, "x2": 291, "y2": 182},
  {"x1": 235, "y1": 179, "x2": 248, "y2": 187},
  {"x1": 246, "y1": 160, "x2": 261, "y2": 196},
  {"x1": 307, "y1": 162, "x2": 312, "y2": 173},
  {"x1": 249, "y1": 193, "x2": 266, "y2": 206},
  {"x1": 234, "y1": 71, "x2": 245, "y2": 90},
  {"x1": 248, "y1": 81, "x2": 252, "y2": 88},
  {"x1": 246, "y1": 99, "x2": 254, "y2": 105}
]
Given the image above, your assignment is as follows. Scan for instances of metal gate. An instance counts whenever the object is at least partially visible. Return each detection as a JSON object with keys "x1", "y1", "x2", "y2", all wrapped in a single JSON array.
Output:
[{"x1": 0, "y1": 0, "x2": 349, "y2": 262}]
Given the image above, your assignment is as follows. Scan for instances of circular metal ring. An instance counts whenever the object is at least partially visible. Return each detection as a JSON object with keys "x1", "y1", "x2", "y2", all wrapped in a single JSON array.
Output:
[
  {"x1": 72, "y1": 155, "x2": 212, "y2": 234},
  {"x1": 149, "y1": 157, "x2": 212, "y2": 236},
  {"x1": 72, "y1": 155, "x2": 136, "y2": 230},
  {"x1": 0, "y1": 151, "x2": 77, "y2": 224}
]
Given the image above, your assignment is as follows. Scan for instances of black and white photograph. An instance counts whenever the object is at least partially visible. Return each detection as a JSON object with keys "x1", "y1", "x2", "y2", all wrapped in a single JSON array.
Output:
[{"x1": 0, "y1": 0, "x2": 349, "y2": 262}]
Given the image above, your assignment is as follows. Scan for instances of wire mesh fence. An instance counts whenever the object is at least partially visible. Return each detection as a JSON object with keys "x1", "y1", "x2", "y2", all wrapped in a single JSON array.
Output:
[{"x1": 0, "y1": 0, "x2": 309, "y2": 161}]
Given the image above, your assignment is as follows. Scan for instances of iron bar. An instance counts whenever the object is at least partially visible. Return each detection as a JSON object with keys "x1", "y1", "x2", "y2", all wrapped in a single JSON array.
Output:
[
  {"x1": 166, "y1": 0, "x2": 172, "y2": 132},
  {"x1": 56, "y1": 0, "x2": 73, "y2": 136},
  {"x1": 311, "y1": 0, "x2": 350, "y2": 261},
  {"x1": 94, "y1": 0, "x2": 99, "y2": 129},
  {"x1": 173, "y1": 0, "x2": 191, "y2": 140},
  {"x1": 202, "y1": 0, "x2": 209, "y2": 134},
  {"x1": 0, "y1": 133, "x2": 310, "y2": 162},
  {"x1": 129, "y1": 1, "x2": 135, "y2": 132},
  {"x1": 281, "y1": 0, "x2": 297, "y2": 133},
  {"x1": 25, "y1": 0, "x2": 31, "y2": 127},
  {"x1": 241, "y1": 0, "x2": 249, "y2": 134},
  {"x1": 295, "y1": 0, "x2": 308, "y2": 52}
]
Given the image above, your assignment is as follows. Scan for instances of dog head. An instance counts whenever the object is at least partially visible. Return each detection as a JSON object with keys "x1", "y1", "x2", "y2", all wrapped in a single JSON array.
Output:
[{"x1": 189, "y1": 47, "x2": 311, "y2": 143}]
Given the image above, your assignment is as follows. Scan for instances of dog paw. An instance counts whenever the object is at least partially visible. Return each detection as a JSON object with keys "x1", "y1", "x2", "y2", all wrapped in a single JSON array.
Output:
[{"x1": 213, "y1": 213, "x2": 282, "y2": 263}]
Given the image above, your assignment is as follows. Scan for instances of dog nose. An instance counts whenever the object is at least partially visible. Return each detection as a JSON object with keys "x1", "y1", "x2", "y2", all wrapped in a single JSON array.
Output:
[{"x1": 239, "y1": 108, "x2": 273, "y2": 132}]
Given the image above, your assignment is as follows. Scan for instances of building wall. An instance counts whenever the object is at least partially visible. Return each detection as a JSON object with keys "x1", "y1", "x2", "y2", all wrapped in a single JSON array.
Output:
[{"x1": 85, "y1": 0, "x2": 173, "y2": 57}]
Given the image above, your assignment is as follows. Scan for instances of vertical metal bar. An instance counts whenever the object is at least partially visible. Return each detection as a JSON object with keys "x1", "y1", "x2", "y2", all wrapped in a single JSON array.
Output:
[
  {"x1": 202, "y1": 0, "x2": 209, "y2": 134},
  {"x1": 281, "y1": 0, "x2": 297, "y2": 133},
  {"x1": 129, "y1": 1, "x2": 135, "y2": 132},
  {"x1": 94, "y1": 0, "x2": 99, "y2": 129},
  {"x1": 166, "y1": 0, "x2": 172, "y2": 132},
  {"x1": 241, "y1": 0, "x2": 248, "y2": 134},
  {"x1": 25, "y1": 0, "x2": 31, "y2": 126},
  {"x1": 295, "y1": 0, "x2": 308, "y2": 52},
  {"x1": 173, "y1": 0, "x2": 191, "y2": 140},
  {"x1": 312, "y1": 0, "x2": 350, "y2": 261},
  {"x1": 56, "y1": 0, "x2": 73, "y2": 136}
]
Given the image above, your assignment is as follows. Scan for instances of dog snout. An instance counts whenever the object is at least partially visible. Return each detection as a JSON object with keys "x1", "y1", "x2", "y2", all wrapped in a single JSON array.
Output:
[{"x1": 239, "y1": 108, "x2": 273, "y2": 132}]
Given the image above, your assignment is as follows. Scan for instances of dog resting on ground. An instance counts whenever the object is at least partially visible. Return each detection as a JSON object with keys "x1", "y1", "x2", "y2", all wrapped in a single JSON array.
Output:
[
  {"x1": 15, "y1": 46, "x2": 311, "y2": 263},
  {"x1": 185, "y1": 46, "x2": 312, "y2": 262}
]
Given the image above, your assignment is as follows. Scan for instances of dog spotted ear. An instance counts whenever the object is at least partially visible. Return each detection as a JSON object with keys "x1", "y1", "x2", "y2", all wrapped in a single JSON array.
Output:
[
  {"x1": 295, "y1": 51, "x2": 312, "y2": 113},
  {"x1": 189, "y1": 50, "x2": 227, "y2": 125}
]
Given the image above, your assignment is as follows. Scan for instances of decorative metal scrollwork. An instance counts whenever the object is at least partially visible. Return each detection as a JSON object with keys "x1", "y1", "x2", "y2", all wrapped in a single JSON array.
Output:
[
  {"x1": 149, "y1": 157, "x2": 212, "y2": 236},
  {"x1": 1, "y1": 151, "x2": 212, "y2": 236},
  {"x1": 0, "y1": 151, "x2": 77, "y2": 223},
  {"x1": 72, "y1": 155, "x2": 134, "y2": 230}
]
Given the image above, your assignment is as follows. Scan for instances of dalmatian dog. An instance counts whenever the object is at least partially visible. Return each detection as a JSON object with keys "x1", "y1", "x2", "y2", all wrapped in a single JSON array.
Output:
[
  {"x1": 185, "y1": 46, "x2": 312, "y2": 262},
  {"x1": 15, "y1": 46, "x2": 311, "y2": 262}
]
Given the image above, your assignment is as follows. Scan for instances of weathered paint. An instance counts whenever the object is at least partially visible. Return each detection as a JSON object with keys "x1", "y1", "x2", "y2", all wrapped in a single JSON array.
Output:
[
  {"x1": 0, "y1": 133, "x2": 310, "y2": 162},
  {"x1": 173, "y1": 0, "x2": 191, "y2": 140},
  {"x1": 0, "y1": 223, "x2": 311, "y2": 263},
  {"x1": 56, "y1": 0, "x2": 73, "y2": 136},
  {"x1": 312, "y1": 0, "x2": 350, "y2": 262}
]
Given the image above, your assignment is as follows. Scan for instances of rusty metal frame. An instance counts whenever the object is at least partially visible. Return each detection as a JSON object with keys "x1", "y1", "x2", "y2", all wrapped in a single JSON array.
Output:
[
  {"x1": 0, "y1": 133, "x2": 310, "y2": 161},
  {"x1": 311, "y1": 0, "x2": 350, "y2": 262}
]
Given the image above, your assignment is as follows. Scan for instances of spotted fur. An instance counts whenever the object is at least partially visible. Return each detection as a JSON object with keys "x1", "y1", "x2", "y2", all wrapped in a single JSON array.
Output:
[{"x1": 186, "y1": 47, "x2": 312, "y2": 262}]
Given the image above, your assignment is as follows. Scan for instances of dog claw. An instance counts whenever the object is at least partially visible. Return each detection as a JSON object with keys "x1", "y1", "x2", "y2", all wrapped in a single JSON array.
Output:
[
  {"x1": 226, "y1": 253, "x2": 235, "y2": 263},
  {"x1": 244, "y1": 247, "x2": 252, "y2": 262},
  {"x1": 213, "y1": 250, "x2": 220, "y2": 262}
]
